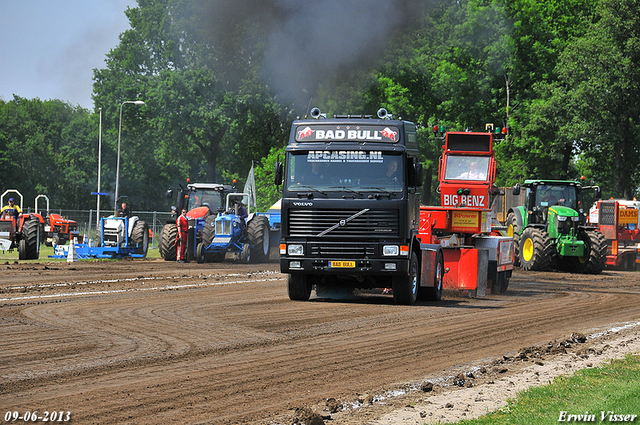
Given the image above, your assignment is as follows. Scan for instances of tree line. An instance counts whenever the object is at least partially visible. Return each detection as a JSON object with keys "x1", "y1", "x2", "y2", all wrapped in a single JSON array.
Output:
[{"x1": 1, "y1": 0, "x2": 639, "y2": 213}]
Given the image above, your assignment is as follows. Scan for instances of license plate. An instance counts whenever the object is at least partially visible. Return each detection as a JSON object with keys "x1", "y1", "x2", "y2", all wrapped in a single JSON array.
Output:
[{"x1": 328, "y1": 261, "x2": 355, "y2": 268}]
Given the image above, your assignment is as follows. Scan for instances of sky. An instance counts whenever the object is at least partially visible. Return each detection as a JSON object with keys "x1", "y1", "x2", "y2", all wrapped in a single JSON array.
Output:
[{"x1": 0, "y1": 0, "x2": 136, "y2": 110}]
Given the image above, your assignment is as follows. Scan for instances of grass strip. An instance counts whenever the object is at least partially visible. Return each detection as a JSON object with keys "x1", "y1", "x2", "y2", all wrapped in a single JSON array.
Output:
[{"x1": 456, "y1": 354, "x2": 640, "y2": 425}]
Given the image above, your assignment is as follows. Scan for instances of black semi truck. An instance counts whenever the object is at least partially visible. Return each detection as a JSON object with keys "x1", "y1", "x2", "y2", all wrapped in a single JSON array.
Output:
[{"x1": 275, "y1": 108, "x2": 443, "y2": 305}]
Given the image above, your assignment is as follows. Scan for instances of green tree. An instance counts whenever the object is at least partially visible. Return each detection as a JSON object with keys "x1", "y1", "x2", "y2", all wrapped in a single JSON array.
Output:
[
  {"x1": 92, "y1": 0, "x2": 289, "y2": 209},
  {"x1": 527, "y1": 0, "x2": 640, "y2": 198},
  {"x1": 0, "y1": 96, "x2": 96, "y2": 209}
]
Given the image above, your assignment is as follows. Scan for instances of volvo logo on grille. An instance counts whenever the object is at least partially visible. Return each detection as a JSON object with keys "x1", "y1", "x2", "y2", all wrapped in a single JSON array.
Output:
[
  {"x1": 339, "y1": 219, "x2": 346, "y2": 227},
  {"x1": 293, "y1": 202, "x2": 313, "y2": 207}
]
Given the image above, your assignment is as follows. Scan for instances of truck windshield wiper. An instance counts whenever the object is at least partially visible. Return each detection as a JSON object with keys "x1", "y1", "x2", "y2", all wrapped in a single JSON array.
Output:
[
  {"x1": 324, "y1": 186, "x2": 365, "y2": 197},
  {"x1": 292, "y1": 185, "x2": 327, "y2": 196},
  {"x1": 359, "y1": 186, "x2": 395, "y2": 197}
]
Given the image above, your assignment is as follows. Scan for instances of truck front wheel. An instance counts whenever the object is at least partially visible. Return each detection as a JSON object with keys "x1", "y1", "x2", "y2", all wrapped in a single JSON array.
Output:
[
  {"x1": 393, "y1": 252, "x2": 419, "y2": 305},
  {"x1": 288, "y1": 274, "x2": 312, "y2": 301}
]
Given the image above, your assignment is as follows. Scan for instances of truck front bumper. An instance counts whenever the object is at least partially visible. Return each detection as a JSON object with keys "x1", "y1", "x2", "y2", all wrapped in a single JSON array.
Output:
[{"x1": 280, "y1": 257, "x2": 410, "y2": 275}]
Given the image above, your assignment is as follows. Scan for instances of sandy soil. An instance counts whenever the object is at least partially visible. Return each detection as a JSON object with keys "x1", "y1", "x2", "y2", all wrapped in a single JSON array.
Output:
[{"x1": 1, "y1": 259, "x2": 639, "y2": 425}]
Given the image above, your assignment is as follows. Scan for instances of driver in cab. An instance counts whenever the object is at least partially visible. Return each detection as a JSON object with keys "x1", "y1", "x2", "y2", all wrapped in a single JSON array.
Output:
[{"x1": 456, "y1": 161, "x2": 486, "y2": 180}]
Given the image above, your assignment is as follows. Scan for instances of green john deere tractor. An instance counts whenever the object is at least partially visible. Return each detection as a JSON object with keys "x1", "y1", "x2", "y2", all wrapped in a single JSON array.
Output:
[{"x1": 506, "y1": 179, "x2": 607, "y2": 274}]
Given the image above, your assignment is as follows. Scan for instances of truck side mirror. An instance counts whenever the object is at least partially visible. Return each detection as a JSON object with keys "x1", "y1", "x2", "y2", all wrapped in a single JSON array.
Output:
[
  {"x1": 166, "y1": 189, "x2": 173, "y2": 199},
  {"x1": 594, "y1": 186, "x2": 601, "y2": 199},
  {"x1": 512, "y1": 184, "x2": 520, "y2": 196},
  {"x1": 274, "y1": 162, "x2": 283, "y2": 186},
  {"x1": 415, "y1": 163, "x2": 424, "y2": 187}
]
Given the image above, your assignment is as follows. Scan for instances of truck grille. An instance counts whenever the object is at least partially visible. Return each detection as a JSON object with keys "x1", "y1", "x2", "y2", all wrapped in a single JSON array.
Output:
[{"x1": 288, "y1": 209, "x2": 399, "y2": 238}]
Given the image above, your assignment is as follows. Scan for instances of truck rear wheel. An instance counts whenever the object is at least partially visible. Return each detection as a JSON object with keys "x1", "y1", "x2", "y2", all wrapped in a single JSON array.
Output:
[
  {"x1": 159, "y1": 223, "x2": 178, "y2": 261},
  {"x1": 288, "y1": 274, "x2": 312, "y2": 301},
  {"x1": 393, "y1": 252, "x2": 419, "y2": 305},
  {"x1": 247, "y1": 216, "x2": 270, "y2": 263},
  {"x1": 19, "y1": 217, "x2": 40, "y2": 260},
  {"x1": 131, "y1": 220, "x2": 149, "y2": 257},
  {"x1": 418, "y1": 250, "x2": 443, "y2": 301},
  {"x1": 519, "y1": 227, "x2": 553, "y2": 271}
]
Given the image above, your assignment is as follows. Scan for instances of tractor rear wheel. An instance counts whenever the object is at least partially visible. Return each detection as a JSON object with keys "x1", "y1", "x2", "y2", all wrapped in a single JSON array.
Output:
[
  {"x1": 519, "y1": 227, "x2": 554, "y2": 271},
  {"x1": 159, "y1": 223, "x2": 178, "y2": 261},
  {"x1": 506, "y1": 212, "x2": 520, "y2": 267},
  {"x1": 247, "y1": 215, "x2": 270, "y2": 263},
  {"x1": 571, "y1": 230, "x2": 607, "y2": 274},
  {"x1": 19, "y1": 217, "x2": 40, "y2": 260},
  {"x1": 131, "y1": 220, "x2": 149, "y2": 257},
  {"x1": 393, "y1": 252, "x2": 419, "y2": 305}
]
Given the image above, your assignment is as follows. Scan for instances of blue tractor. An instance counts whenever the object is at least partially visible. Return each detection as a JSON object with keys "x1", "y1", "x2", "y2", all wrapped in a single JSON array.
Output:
[
  {"x1": 196, "y1": 192, "x2": 271, "y2": 263},
  {"x1": 160, "y1": 183, "x2": 271, "y2": 263}
]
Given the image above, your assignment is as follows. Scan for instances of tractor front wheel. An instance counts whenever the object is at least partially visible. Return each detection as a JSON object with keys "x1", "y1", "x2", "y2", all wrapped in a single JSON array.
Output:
[
  {"x1": 572, "y1": 230, "x2": 607, "y2": 274},
  {"x1": 196, "y1": 242, "x2": 206, "y2": 263},
  {"x1": 519, "y1": 227, "x2": 553, "y2": 271},
  {"x1": 247, "y1": 215, "x2": 270, "y2": 263},
  {"x1": 131, "y1": 220, "x2": 149, "y2": 257}
]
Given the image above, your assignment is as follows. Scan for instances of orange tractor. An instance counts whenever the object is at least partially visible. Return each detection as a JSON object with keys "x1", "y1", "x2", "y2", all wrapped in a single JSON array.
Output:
[
  {"x1": 0, "y1": 191, "x2": 42, "y2": 260},
  {"x1": 35, "y1": 195, "x2": 83, "y2": 246}
]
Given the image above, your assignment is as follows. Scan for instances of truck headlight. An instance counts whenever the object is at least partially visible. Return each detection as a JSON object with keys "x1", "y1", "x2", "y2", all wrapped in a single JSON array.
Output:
[
  {"x1": 287, "y1": 244, "x2": 304, "y2": 256},
  {"x1": 383, "y1": 245, "x2": 399, "y2": 256},
  {"x1": 557, "y1": 215, "x2": 568, "y2": 221},
  {"x1": 571, "y1": 216, "x2": 580, "y2": 221}
]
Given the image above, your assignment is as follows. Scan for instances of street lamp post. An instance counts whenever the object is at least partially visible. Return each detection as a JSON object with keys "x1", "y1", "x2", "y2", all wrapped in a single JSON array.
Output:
[
  {"x1": 114, "y1": 100, "x2": 145, "y2": 212},
  {"x1": 97, "y1": 107, "x2": 102, "y2": 232}
]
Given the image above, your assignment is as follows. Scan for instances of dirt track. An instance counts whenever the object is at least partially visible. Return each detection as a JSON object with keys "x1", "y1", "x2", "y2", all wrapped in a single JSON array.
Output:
[{"x1": 1, "y1": 259, "x2": 640, "y2": 424}]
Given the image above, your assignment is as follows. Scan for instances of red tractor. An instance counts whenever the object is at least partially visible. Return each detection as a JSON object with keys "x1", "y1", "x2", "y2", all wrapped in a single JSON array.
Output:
[{"x1": 0, "y1": 191, "x2": 42, "y2": 260}]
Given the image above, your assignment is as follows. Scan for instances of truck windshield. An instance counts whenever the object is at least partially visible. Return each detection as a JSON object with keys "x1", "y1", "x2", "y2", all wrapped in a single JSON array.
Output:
[
  {"x1": 188, "y1": 190, "x2": 224, "y2": 212},
  {"x1": 444, "y1": 156, "x2": 490, "y2": 181},
  {"x1": 286, "y1": 151, "x2": 403, "y2": 192}
]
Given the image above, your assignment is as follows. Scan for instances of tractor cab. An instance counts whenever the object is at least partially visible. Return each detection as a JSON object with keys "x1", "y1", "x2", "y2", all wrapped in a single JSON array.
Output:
[
  {"x1": 183, "y1": 183, "x2": 230, "y2": 220},
  {"x1": 513, "y1": 180, "x2": 596, "y2": 229}
]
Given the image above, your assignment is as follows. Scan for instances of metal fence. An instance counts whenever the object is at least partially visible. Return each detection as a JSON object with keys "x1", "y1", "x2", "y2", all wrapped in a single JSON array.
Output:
[{"x1": 25, "y1": 208, "x2": 174, "y2": 248}]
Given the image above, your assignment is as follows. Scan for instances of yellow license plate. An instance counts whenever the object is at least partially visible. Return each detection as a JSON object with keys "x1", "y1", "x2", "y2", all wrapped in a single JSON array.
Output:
[{"x1": 329, "y1": 261, "x2": 355, "y2": 268}]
